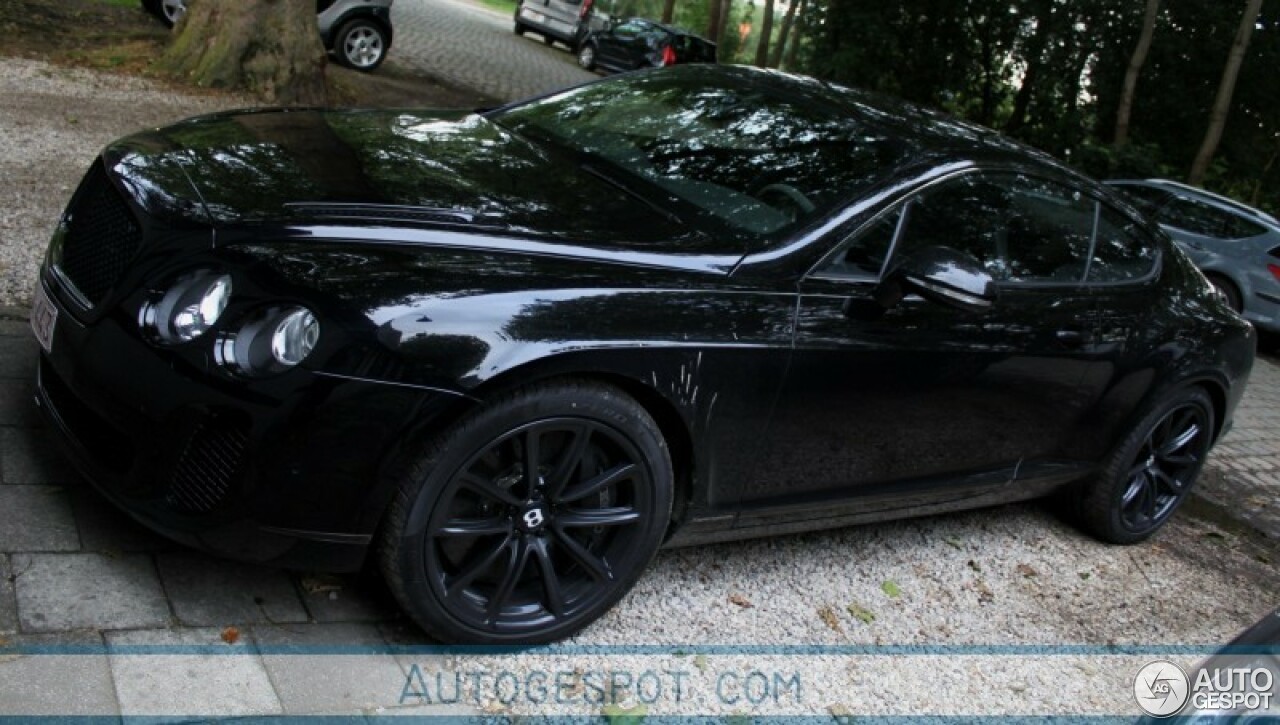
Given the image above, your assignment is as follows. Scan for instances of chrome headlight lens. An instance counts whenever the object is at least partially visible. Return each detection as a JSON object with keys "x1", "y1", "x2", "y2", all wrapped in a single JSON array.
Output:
[
  {"x1": 140, "y1": 271, "x2": 232, "y2": 344},
  {"x1": 270, "y1": 308, "x2": 320, "y2": 367},
  {"x1": 215, "y1": 305, "x2": 320, "y2": 376}
]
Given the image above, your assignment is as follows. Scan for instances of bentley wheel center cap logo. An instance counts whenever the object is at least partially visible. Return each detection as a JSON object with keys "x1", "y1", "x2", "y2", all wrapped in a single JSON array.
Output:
[
  {"x1": 1134, "y1": 660, "x2": 1191, "y2": 717},
  {"x1": 522, "y1": 507, "x2": 545, "y2": 530}
]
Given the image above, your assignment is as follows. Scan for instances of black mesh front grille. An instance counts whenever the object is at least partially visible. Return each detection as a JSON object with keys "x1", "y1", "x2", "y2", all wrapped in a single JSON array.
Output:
[
  {"x1": 58, "y1": 163, "x2": 142, "y2": 307},
  {"x1": 166, "y1": 416, "x2": 250, "y2": 514}
]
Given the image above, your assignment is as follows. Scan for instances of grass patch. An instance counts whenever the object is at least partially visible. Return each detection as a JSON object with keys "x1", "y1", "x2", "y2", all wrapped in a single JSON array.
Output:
[{"x1": 473, "y1": 0, "x2": 518, "y2": 18}]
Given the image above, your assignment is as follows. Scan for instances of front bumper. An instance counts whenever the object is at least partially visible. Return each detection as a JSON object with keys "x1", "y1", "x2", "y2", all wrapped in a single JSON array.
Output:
[{"x1": 34, "y1": 275, "x2": 466, "y2": 572}]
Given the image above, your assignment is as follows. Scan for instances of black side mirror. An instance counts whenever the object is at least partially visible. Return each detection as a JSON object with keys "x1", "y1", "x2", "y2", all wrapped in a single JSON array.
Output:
[{"x1": 879, "y1": 245, "x2": 996, "y2": 312}]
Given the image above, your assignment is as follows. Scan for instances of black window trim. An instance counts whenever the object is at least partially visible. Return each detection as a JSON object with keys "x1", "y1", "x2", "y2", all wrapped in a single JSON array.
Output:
[{"x1": 806, "y1": 166, "x2": 1164, "y2": 290}]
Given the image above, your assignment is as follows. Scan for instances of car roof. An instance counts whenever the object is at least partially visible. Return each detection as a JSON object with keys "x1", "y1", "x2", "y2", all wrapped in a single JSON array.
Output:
[
  {"x1": 618, "y1": 17, "x2": 714, "y2": 42},
  {"x1": 1107, "y1": 178, "x2": 1280, "y2": 228}
]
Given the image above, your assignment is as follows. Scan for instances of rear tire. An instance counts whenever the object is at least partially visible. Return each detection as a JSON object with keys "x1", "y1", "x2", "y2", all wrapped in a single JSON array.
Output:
[
  {"x1": 379, "y1": 379, "x2": 673, "y2": 644},
  {"x1": 1206, "y1": 274, "x2": 1243, "y2": 313},
  {"x1": 514, "y1": 21, "x2": 526, "y2": 36},
  {"x1": 334, "y1": 18, "x2": 388, "y2": 71},
  {"x1": 1070, "y1": 387, "x2": 1214, "y2": 544}
]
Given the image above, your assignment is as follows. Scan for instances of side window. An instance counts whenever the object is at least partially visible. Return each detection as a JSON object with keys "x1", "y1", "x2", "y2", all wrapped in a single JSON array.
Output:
[
  {"x1": 612, "y1": 21, "x2": 644, "y2": 39},
  {"x1": 819, "y1": 207, "x2": 901, "y2": 278},
  {"x1": 1089, "y1": 207, "x2": 1158, "y2": 282},
  {"x1": 891, "y1": 173, "x2": 1093, "y2": 284},
  {"x1": 1111, "y1": 183, "x2": 1173, "y2": 215},
  {"x1": 1002, "y1": 177, "x2": 1094, "y2": 283},
  {"x1": 893, "y1": 175, "x2": 1012, "y2": 280},
  {"x1": 1158, "y1": 198, "x2": 1233, "y2": 238}
]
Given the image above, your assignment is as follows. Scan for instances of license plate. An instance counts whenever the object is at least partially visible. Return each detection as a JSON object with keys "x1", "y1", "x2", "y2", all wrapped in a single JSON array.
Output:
[{"x1": 30, "y1": 284, "x2": 57, "y2": 354}]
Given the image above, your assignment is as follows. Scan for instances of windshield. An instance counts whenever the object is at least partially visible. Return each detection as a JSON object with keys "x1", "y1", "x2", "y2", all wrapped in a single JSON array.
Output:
[{"x1": 489, "y1": 67, "x2": 916, "y2": 245}]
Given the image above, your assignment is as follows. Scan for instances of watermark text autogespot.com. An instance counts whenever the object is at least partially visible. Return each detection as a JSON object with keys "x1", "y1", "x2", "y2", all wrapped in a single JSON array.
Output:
[{"x1": 399, "y1": 665, "x2": 803, "y2": 707}]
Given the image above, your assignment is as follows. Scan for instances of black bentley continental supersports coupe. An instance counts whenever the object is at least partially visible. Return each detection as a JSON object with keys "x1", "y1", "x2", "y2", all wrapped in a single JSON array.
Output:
[{"x1": 31, "y1": 66, "x2": 1254, "y2": 643}]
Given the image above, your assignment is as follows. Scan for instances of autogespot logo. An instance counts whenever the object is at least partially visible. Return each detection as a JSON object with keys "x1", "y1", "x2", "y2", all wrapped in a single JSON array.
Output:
[{"x1": 1134, "y1": 660, "x2": 1191, "y2": 717}]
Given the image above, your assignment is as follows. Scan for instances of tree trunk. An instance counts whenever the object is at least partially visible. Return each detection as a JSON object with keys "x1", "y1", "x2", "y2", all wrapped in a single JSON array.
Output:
[
  {"x1": 1004, "y1": 0, "x2": 1055, "y2": 135},
  {"x1": 706, "y1": 0, "x2": 723, "y2": 42},
  {"x1": 769, "y1": 0, "x2": 801, "y2": 68},
  {"x1": 1189, "y1": 0, "x2": 1264, "y2": 185},
  {"x1": 782, "y1": 0, "x2": 805, "y2": 70},
  {"x1": 717, "y1": 0, "x2": 733, "y2": 50},
  {"x1": 661, "y1": 0, "x2": 677, "y2": 24},
  {"x1": 161, "y1": 0, "x2": 328, "y2": 105},
  {"x1": 755, "y1": 0, "x2": 776, "y2": 67},
  {"x1": 1113, "y1": 0, "x2": 1161, "y2": 146}
]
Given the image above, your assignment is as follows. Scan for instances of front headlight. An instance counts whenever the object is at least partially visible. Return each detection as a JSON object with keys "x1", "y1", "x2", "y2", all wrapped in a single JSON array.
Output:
[
  {"x1": 140, "y1": 271, "x2": 232, "y2": 344},
  {"x1": 215, "y1": 305, "x2": 320, "y2": 376}
]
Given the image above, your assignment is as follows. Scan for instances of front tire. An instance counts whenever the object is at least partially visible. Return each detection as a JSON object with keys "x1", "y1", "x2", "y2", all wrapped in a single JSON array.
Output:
[
  {"x1": 335, "y1": 19, "x2": 388, "y2": 71},
  {"x1": 379, "y1": 380, "x2": 673, "y2": 644},
  {"x1": 1072, "y1": 387, "x2": 1214, "y2": 544},
  {"x1": 1206, "y1": 274, "x2": 1243, "y2": 313},
  {"x1": 577, "y1": 43, "x2": 597, "y2": 70}
]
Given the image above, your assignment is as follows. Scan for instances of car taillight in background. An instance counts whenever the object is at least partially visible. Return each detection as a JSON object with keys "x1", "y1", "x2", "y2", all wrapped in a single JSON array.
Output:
[
  {"x1": 1268, "y1": 263, "x2": 1280, "y2": 282},
  {"x1": 661, "y1": 44, "x2": 677, "y2": 66}
]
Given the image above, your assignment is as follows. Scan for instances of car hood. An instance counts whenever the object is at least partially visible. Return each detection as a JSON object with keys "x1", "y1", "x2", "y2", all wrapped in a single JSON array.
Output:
[{"x1": 102, "y1": 107, "x2": 733, "y2": 259}]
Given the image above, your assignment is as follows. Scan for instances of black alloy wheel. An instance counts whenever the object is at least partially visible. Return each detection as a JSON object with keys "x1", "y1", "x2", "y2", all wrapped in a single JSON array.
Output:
[
  {"x1": 1074, "y1": 387, "x2": 1214, "y2": 544},
  {"x1": 381, "y1": 381, "x2": 672, "y2": 643}
]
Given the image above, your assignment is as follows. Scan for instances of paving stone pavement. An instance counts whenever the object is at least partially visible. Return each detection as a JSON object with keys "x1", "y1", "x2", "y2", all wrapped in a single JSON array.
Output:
[
  {"x1": 1, "y1": 302, "x2": 1278, "y2": 717},
  {"x1": 391, "y1": 0, "x2": 597, "y2": 102}
]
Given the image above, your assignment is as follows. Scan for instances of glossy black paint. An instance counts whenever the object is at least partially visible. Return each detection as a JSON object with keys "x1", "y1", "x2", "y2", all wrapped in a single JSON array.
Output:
[{"x1": 35, "y1": 66, "x2": 1254, "y2": 570}]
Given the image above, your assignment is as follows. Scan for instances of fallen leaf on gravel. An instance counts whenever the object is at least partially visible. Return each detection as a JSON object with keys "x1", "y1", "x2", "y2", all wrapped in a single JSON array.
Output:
[
  {"x1": 694, "y1": 654, "x2": 708, "y2": 672},
  {"x1": 299, "y1": 574, "x2": 343, "y2": 595},
  {"x1": 967, "y1": 559, "x2": 982, "y2": 572},
  {"x1": 818, "y1": 605, "x2": 843, "y2": 634},
  {"x1": 0, "y1": 654, "x2": 22, "y2": 664},
  {"x1": 728, "y1": 593, "x2": 753, "y2": 608},
  {"x1": 1016, "y1": 563, "x2": 1038, "y2": 578},
  {"x1": 602, "y1": 702, "x2": 647, "y2": 724},
  {"x1": 1079, "y1": 572, "x2": 1091, "y2": 580},
  {"x1": 1202, "y1": 531, "x2": 1227, "y2": 544},
  {"x1": 945, "y1": 538, "x2": 963, "y2": 550},
  {"x1": 846, "y1": 604, "x2": 876, "y2": 624},
  {"x1": 974, "y1": 579, "x2": 995, "y2": 604},
  {"x1": 220, "y1": 626, "x2": 240, "y2": 644},
  {"x1": 880, "y1": 580, "x2": 901, "y2": 598}
]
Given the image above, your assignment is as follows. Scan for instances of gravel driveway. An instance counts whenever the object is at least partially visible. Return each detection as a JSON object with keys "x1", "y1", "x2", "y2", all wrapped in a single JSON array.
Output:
[{"x1": 1, "y1": 59, "x2": 1277, "y2": 720}]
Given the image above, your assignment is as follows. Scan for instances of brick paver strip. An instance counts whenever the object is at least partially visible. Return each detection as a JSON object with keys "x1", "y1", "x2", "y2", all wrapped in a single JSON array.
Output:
[
  {"x1": 0, "y1": 632, "x2": 119, "y2": 716},
  {"x1": 252, "y1": 621, "x2": 409, "y2": 714},
  {"x1": 0, "y1": 554, "x2": 16, "y2": 634},
  {"x1": 157, "y1": 551, "x2": 310, "y2": 627},
  {"x1": 0, "y1": 486, "x2": 78, "y2": 552},
  {"x1": 12, "y1": 553, "x2": 170, "y2": 632}
]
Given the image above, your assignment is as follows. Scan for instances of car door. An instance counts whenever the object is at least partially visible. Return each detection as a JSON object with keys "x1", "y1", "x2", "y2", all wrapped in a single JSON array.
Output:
[
  {"x1": 595, "y1": 20, "x2": 644, "y2": 68},
  {"x1": 732, "y1": 171, "x2": 1113, "y2": 523}
]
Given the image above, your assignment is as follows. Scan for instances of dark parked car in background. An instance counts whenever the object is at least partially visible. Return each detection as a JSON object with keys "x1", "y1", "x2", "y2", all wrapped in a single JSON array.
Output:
[
  {"x1": 141, "y1": 0, "x2": 395, "y2": 71},
  {"x1": 31, "y1": 66, "x2": 1253, "y2": 644},
  {"x1": 513, "y1": 0, "x2": 600, "y2": 50},
  {"x1": 577, "y1": 17, "x2": 716, "y2": 73},
  {"x1": 1106, "y1": 179, "x2": 1280, "y2": 336}
]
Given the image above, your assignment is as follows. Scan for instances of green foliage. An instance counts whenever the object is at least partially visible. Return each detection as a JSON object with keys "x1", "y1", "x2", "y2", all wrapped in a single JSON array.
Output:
[{"x1": 788, "y1": 0, "x2": 1280, "y2": 210}]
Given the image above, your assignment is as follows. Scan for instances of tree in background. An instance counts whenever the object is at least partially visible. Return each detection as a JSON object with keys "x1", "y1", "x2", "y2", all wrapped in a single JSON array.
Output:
[
  {"x1": 160, "y1": 0, "x2": 327, "y2": 105},
  {"x1": 1113, "y1": 0, "x2": 1161, "y2": 146},
  {"x1": 1189, "y1": 0, "x2": 1266, "y2": 185},
  {"x1": 755, "y1": 0, "x2": 776, "y2": 66}
]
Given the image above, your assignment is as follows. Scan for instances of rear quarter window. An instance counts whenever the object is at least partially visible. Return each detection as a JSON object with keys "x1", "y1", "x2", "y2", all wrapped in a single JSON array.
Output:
[{"x1": 1088, "y1": 207, "x2": 1159, "y2": 282}]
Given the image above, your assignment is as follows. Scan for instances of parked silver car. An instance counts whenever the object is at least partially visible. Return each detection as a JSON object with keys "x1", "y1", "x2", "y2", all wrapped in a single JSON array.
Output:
[
  {"x1": 514, "y1": 0, "x2": 605, "y2": 50},
  {"x1": 1107, "y1": 179, "x2": 1280, "y2": 335},
  {"x1": 141, "y1": 0, "x2": 394, "y2": 71}
]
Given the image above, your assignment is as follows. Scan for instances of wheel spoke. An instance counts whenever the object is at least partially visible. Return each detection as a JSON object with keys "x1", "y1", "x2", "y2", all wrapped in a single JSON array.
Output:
[
  {"x1": 558, "y1": 506, "x2": 641, "y2": 528},
  {"x1": 530, "y1": 536, "x2": 565, "y2": 618},
  {"x1": 438, "y1": 516, "x2": 513, "y2": 538},
  {"x1": 458, "y1": 473, "x2": 523, "y2": 507},
  {"x1": 558, "y1": 462, "x2": 638, "y2": 504},
  {"x1": 522, "y1": 428, "x2": 543, "y2": 491},
  {"x1": 551, "y1": 527, "x2": 614, "y2": 582},
  {"x1": 1141, "y1": 475, "x2": 1158, "y2": 522},
  {"x1": 546, "y1": 425, "x2": 592, "y2": 500},
  {"x1": 486, "y1": 536, "x2": 533, "y2": 622},
  {"x1": 1121, "y1": 473, "x2": 1146, "y2": 506},
  {"x1": 1151, "y1": 467, "x2": 1182, "y2": 496},
  {"x1": 446, "y1": 533, "x2": 514, "y2": 598},
  {"x1": 1161, "y1": 422, "x2": 1200, "y2": 456},
  {"x1": 1159, "y1": 451, "x2": 1197, "y2": 467}
]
